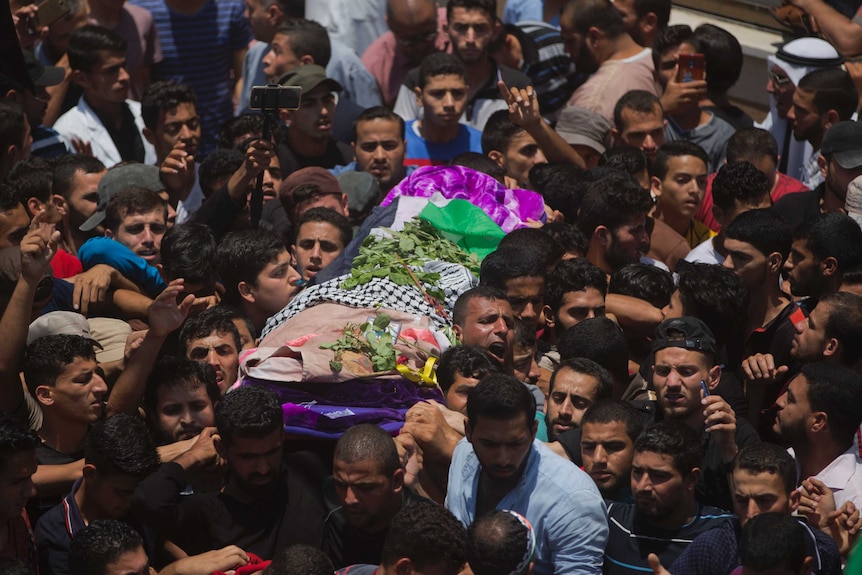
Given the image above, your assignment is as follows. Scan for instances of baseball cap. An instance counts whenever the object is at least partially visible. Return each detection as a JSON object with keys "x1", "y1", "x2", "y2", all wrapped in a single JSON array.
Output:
[
  {"x1": 80, "y1": 163, "x2": 165, "y2": 232},
  {"x1": 555, "y1": 106, "x2": 612, "y2": 154},
  {"x1": 652, "y1": 317, "x2": 716, "y2": 355},
  {"x1": 278, "y1": 167, "x2": 343, "y2": 212},
  {"x1": 88, "y1": 317, "x2": 132, "y2": 363},
  {"x1": 27, "y1": 311, "x2": 103, "y2": 348},
  {"x1": 845, "y1": 174, "x2": 862, "y2": 229},
  {"x1": 821, "y1": 121, "x2": 862, "y2": 170},
  {"x1": 277, "y1": 65, "x2": 342, "y2": 95},
  {"x1": 23, "y1": 51, "x2": 64, "y2": 87}
]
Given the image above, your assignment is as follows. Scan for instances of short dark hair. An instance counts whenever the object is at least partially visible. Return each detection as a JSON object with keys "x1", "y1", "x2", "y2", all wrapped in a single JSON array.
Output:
[
  {"x1": 295, "y1": 206, "x2": 353, "y2": 247},
  {"x1": 68, "y1": 25, "x2": 127, "y2": 73},
  {"x1": 675, "y1": 263, "x2": 749, "y2": 352},
  {"x1": 354, "y1": 106, "x2": 406, "y2": 142},
  {"x1": 179, "y1": 306, "x2": 243, "y2": 354},
  {"x1": 711, "y1": 161, "x2": 771, "y2": 211},
  {"x1": 144, "y1": 357, "x2": 220, "y2": 423},
  {"x1": 690, "y1": 24, "x2": 742, "y2": 95},
  {"x1": 544, "y1": 258, "x2": 607, "y2": 316},
  {"x1": 0, "y1": 417, "x2": 40, "y2": 475},
  {"x1": 542, "y1": 223, "x2": 589, "y2": 258},
  {"x1": 528, "y1": 163, "x2": 587, "y2": 223},
  {"x1": 479, "y1": 247, "x2": 545, "y2": 289},
  {"x1": 795, "y1": 213, "x2": 862, "y2": 275},
  {"x1": 7, "y1": 158, "x2": 53, "y2": 205},
  {"x1": 417, "y1": 52, "x2": 467, "y2": 88},
  {"x1": 275, "y1": 19, "x2": 331, "y2": 67},
  {"x1": 103, "y1": 186, "x2": 167, "y2": 233},
  {"x1": 214, "y1": 385, "x2": 283, "y2": 446},
  {"x1": 0, "y1": 559, "x2": 33, "y2": 575},
  {"x1": 266, "y1": 544, "x2": 334, "y2": 575},
  {"x1": 218, "y1": 114, "x2": 265, "y2": 149},
  {"x1": 160, "y1": 223, "x2": 217, "y2": 285},
  {"x1": 333, "y1": 423, "x2": 400, "y2": 477},
  {"x1": 467, "y1": 510, "x2": 533, "y2": 575},
  {"x1": 651, "y1": 24, "x2": 693, "y2": 70},
  {"x1": 633, "y1": 0, "x2": 671, "y2": 27},
  {"x1": 497, "y1": 228, "x2": 564, "y2": 268},
  {"x1": 466, "y1": 374, "x2": 536, "y2": 431},
  {"x1": 581, "y1": 399, "x2": 643, "y2": 442},
  {"x1": 577, "y1": 170, "x2": 653, "y2": 238},
  {"x1": 450, "y1": 152, "x2": 506, "y2": 181},
  {"x1": 557, "y1": 317, "x2": 629, "y2": 386},
  {"x1": 562, "y1": 0, "x2": 627, "y2": 37},
  {"x1": 85, "y1": 414, "x2": 160, "y2": 479},
  {"x1": 725, "y1": 128, "x2": 779, "y2": 165},
  {"x1": 141, "y1": 81, "x2": 198, "y2": 131},
  {"x1": 635, "y1": 420, "x2": 701, "y2": 476},
  {"x1": 818, "y1": 292, "x2": 862, "y2": 367},
  {"x1": 199, "y1": 149, "x2": 244, "y2": 198},
  {"x1": 600, "y1": 146, "x2": 650, "y2": 179},
  {"x1": 740, "y1": 513, "x2": 808, "y2": 573},
  {"x1": 0, "y1": 101, "x2": 26, "y2": 157},
  {"x1": 217, "y1": 228, "x2": 287, "y2": 305},
  {"x1": 23, "y1": 335, "x2": 97, "y2": 395},
  {"x1": 549, "y1": 357, "x2": 614, "y2": 399},
  {"x1": 446, "y1": 0, "x2": 496, "y2": 22},
  {"x1": 69, "y1": 520, "x2": 143, "y2": 575},
  {"x1": 381, "y1": 501, "x2": 466, "y2": 570},
  {"x1": 732, "y1": 443, "x2": 796, "y2": 494},
  {"x1": 799, "y1": 362, "x2": 862, "y2": 445},
  {"x1": 725, "y1": 208, "x2": 792, "y2": 261},
  {"x1": 481, "y1": 109, "x2": 525, "y2": 155},
  {"x1": 452, "y1": 286, "x2": 508, "y2": 328},
  {"x1": 652, "y1": 141, "x2": 709, "y2": 181},
  {"x1": 608, "y1": 263, "x2": 673, "y2": 309},
  {"x1": 796, "y1": 68, "x2": 858, "y2": 120},
  {"x1": 613, "y1": 90, "x2": 663, "y2": 133},
  {"x1": 52, "y1": 155, "x2": 106, "y2": 201},
  {"x1": 436, "y1": 346, "x2": 500, "y2": 394}
]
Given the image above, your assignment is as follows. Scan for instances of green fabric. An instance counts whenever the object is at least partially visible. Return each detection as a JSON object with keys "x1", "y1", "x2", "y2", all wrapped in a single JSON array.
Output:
[
  {"x1": 847, "y1": 538, "x2": 862, "y2": 575},
  {"x1": 419, "y1": 199, "x2": 506, "y2": 259}
]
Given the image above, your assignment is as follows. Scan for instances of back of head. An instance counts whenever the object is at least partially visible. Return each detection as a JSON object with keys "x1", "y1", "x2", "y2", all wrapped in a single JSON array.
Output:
[
  {"x1": 277, "y1": 19, "x2": 332, "y2": 67},
  {"x1": 652, "y1": 141, "x2": 708, "y2": 181},
  {"x1": 796, "y1": 69, "x2": 858, "y2": 121},
  {"x1": 557, "y1": 317, "x2": 629, "y2": 386},
  {"x1": 437, "y1": 346, "x2": 500, "y2": 394},
  {"x1": 450, "y1": 152, "x2": 506, "y2": 182},
  {"x1": 0, "y1": 101, "x2": 26, "y2": 162},
  {"x1": 144, "y1": 356, "x2": 220, "y2": 419},
  {"x1": 199, "y1": 149, "x2": 244, "y2": 197},
  {"x1": 217, "y1": 228, "x2": 286, "y2": 306},
  {"x1": 544, "y1": 258, "x2": 608, "y2": 315},
  {"x1": 467, "y1": 510, "x2": 535, "y2": 575},
  {"x1": 690, "y1": 24, "x2": 742, "y2": 96},
  {"x1": 7, "y1": 157, "x2": 53, "y2": 204},
  {"x1": 819, "y1": 291, "x2": 862, "y2": 366},
  {"x1": 479, "y1": 247, "x2": 546, "y2": 291},
  {"x1": 23, "y1": 334, "x2": 97, "y2": 395},
  {"x1": 635, "y1": 0, "x2": 671, "y2": 29},
  {"x1": 466, "y1": 373, "x2": 536, "y2": 431},
  {"x1": 380, "y1": 501, "x2": 467, "y2": 572},
  {"x1": 675, "y1": 263, "x2": 749, "y2": 350},
  {"x1": 160, "y1": 223, "x2": 217, "y2": 285},
  {"x1": 712, "y1": 161, "x2": 771, "y2": 211},
  {"x1": 796, "y1": 212, "x2": 862, "y2": 275},
  {"x1": 333, "y1": 423, "x2": 399, "y2": 477},
  {"x1": 266, "y1": 544, "x2": 334, "y2": 575},
  {"x1": 542, "y1": 223, "x2": 589, "y2": 258},
  {"x1": 84, "y1": 414, "x2": 160, "y2": 479},
  {"x1": 68, "y1": 25, "x2": 127, "y2": 73},
  {"x1": 0, "y1": 417, "x2": 40, "y2": 475},
  {"x1": 215, "y1": 385, "x2": 283, "y2": 446},
  {"x1": 528, "y1": 163, "x2": 587, "y2": 223},
  {"x1": 418, "y1": 52, "x2": 466, "y2": 89},
  {"x1": 732, "y1": 443, "x2": 796, "y2": 494},
  {"x1": 103, "y1": 186, "x2": 166, "y2": 233},
  {"x1": 69, "y1": 520, "x2": 143, "y2": 575},
  {"x1": 799, "y1": 362, "x2": 862, "y2": 446},
  {"x1": 481, "y1": 109, "x2": 525, "y2": 155},
  {"x1": 577, "y1": 170, "x2": 653, "y2": 238},
  {"x1": 141, "y1": 81, "x2": 198, "y2": 132},
  {"x1": 218, "y1": 114, "x2": 266, "y2": 150},
  {"x1": 740, "y1": 513, "x2": 808, "y2": 574},
  {"x1": 498, "y1": 228, "x2": 564, "y2": 269},
  {"x1": 725, "y1": 128, "x2": 779, "y2": 165},
  {"x1": 581, "y1": 399, "x2": 643, "y2": 441},
  {"x1": 562, "y1": 0, "x2": 626, "y2": 37},
  {"x1": 613, "y1": 90, "x2": 662, "y2": 133},
  {"x1": 608, "y1": 263, "x2": 673, "y2": 309},
  {"x1": 725, "y1": 208, "x2": 792, "y2": 262},
  {"x1": 635, "y1": 420, "x2": 701, "y2": 476},
  {"x1": 600, "y1": 146, "x2": 650, "y2": 180}
]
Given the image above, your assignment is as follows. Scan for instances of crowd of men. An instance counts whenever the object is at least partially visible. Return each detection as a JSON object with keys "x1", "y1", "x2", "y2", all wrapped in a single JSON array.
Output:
[{"x1": 3, "y1": 0, "x2": 862, "y2": 572}]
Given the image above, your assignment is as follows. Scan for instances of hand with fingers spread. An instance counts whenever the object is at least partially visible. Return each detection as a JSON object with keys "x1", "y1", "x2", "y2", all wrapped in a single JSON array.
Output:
[
  {"x1": 70, "y1": 137, "x2": 93, "y2": 157},
  {"x1": 498, "y1": 80, "x2": 542, "y2": 130},
  {"x1": 20, "y1": 211, "x2": 60, "y2": 284},
  {"x1": 160, "y1": 142, "x2": 196, "y2": 200},
  {"x1": 741, "y1": 353, "x2": 789, "y2": 384},
  {"x1": 702, "y1": 393, "x2": 738, "y2": 463},
  {"x1": 147, "y1": 279, "x2": 195, "y2": 338}
]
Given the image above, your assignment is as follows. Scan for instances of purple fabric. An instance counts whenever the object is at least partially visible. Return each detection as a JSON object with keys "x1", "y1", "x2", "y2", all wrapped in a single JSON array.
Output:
[
  {"x1": 241, "y1": 378, "x2": 444, "y2": 439},
  {"x1": 381, "y1": 165, "x2": 546, "y2": 232}
]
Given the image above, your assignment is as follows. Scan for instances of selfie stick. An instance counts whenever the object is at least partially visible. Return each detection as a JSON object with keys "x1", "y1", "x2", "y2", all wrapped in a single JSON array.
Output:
[{"x1": 249, "y1": 84, "x2": 291, "y2": 229}]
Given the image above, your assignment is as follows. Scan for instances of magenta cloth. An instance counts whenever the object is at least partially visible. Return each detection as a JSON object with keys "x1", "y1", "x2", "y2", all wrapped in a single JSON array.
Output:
[{"x1": 381, "y1": 165, "x2": 546, "y2": 233}]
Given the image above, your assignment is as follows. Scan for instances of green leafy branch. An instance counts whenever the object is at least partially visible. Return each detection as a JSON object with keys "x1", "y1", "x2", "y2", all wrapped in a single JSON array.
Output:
[{"x1": 320, "y1": 314, "x2": 397, "y2": 373}]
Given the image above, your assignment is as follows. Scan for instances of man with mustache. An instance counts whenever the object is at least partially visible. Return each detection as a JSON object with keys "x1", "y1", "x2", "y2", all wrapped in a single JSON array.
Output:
[
  {"x1": 179, "y1": 308, "x2": 242, "y2": 396},
  {"x1": 545, "y1": 358, "x2": 612, "y2": 442},
  {"x1": 145, "y1": 357, "x2": 219, "y2": 445}
]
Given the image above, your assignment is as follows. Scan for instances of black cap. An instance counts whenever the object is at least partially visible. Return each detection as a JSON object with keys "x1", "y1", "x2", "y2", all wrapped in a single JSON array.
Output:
[
  {"x1": 821, "y1": 121, "x2": 862, "y2": 170},
  {"x1": 652, "y1": 317, "x2": 716, "y2": 355},
  {"x1": 23, "y1": 51, "x2": 64, "y2": 87}
]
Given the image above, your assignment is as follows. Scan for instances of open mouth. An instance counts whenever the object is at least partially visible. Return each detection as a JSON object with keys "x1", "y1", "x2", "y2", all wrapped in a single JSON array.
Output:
[{"x1": 487, "y1": 341, "x2": 506, "y2": 363}]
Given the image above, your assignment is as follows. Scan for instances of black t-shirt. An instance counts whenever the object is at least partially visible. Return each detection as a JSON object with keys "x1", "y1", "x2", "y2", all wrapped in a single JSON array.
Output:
[{"x1": 93, "y1": 100, "x2": 146, "y2": 163}]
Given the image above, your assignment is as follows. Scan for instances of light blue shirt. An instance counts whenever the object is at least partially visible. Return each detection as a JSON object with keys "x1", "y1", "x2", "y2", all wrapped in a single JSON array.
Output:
[{"x1": 446, "y1": 438, "x2": 608, "y2": 575}]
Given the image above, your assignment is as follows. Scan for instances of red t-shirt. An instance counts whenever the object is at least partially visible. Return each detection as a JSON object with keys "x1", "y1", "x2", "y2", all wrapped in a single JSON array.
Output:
[{"x1": 50, "y1": 248, "x2": 83, "y2": 279}]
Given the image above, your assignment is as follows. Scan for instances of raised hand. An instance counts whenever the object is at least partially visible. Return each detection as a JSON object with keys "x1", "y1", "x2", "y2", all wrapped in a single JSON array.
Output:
[{"x1": 147, "y1": 279, "x2": 195, "y2": 338}]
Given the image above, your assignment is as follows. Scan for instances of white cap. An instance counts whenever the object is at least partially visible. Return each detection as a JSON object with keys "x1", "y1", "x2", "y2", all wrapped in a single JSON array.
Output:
[{"x1": 845, "y1": 175, "x2": 862, "y2": 230}]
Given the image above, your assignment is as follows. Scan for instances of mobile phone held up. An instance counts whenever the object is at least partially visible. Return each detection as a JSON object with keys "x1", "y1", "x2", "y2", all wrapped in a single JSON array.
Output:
[
  {"x1": 250, "y1": 85, "x2": 301, "y2": 111},
  {"x1": 32, "y1": 0, "x2": 71, "y2": 30},
  {"x1": 677, "y1": 53, "x2": 705, "y2": 83}
]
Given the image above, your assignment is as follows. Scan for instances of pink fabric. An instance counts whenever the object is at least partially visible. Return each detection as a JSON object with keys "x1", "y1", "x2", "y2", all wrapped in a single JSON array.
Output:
[{"x1": 567, "y1": 49, "x2": 660, "y2": 122}]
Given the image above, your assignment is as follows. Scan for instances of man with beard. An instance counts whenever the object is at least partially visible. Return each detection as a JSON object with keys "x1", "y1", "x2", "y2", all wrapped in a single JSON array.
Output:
[
  {"x1": 561, "y1": 0, "x2": 661, "y2": 123},
  {"x1": 604, "y1": 421, "x2": 733, "y2": 575},
  {"x1": 546, "y1": 358, "x2": 612, "y2": 442},
  {"x1": 144, "y1": 357, "x2": 219, "y2": 445},
  {"x1": 773, "y1": 363, "x2": 862, "y2": 509},
  {"x1": 179, "y1": 308, "x2": 242, "y2": 395},
  {"x1": 612, "y1": 0, "x2": 670, "y2": 49},
  {"x1": 132, "y1": 385, "x2": 328, "y2": 558}
]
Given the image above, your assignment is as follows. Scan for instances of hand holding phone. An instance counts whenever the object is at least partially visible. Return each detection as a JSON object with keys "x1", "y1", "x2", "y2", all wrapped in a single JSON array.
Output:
[{"x1": 677, "y1": 53, "x2": 705, "y2": 83}]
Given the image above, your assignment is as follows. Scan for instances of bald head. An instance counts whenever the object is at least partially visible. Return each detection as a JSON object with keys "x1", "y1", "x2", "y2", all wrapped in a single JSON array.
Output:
[{"x1": 387, "y1": 0, "x2": 436, "y2": 23}]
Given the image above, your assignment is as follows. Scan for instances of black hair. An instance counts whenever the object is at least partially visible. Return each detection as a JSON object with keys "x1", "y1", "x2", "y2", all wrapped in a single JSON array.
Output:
[
  {"x1": 796, "y1": 69, "x2": 858, "y2": 120},
  {"x1": 266, "y1": 544, "x2": 335, "y2": 575},
  {"x1": 0, "y1": 182, "x2": 24, "y2": 213},
  {"x1": 214, "y1": 385, "x2": 283, "y2": 446},
  {"x1": 295, "y1": 206, "x2": 353, "y2": 247},
  {"x1": 652, "y1": 141, "x2": 708, "y2": 180},
  {"x1": 561, "y1": 0, "x2": 627, "y2": 37},
  {"x1": 23, "y1": 335, "x2": 97, "y2": 395},
  {"x1": 732, "y1": 443, "x2": 797, "y2": 494},
  {"x1": 819, "y1": 292, "x2": 862, "y2": 367},
  {"x1": 69, "y1": 520, "x2": 144, "y2": 575},
  {"x1": 7, "y1": 157, "x2": 53, "y2": 204},
  {"x1": 633, "y1": 0, "x2": 670, "y2": 27},
  {"x1": 417, "y1": 52, "x2": 466, "y2": 89},
  {"x1": 381, "y1": 501, "x2": 467, "y2": 570},
  {"x1": 581, "y1": 399, "x2": 644, "y2": 442},
  {"x1": 0, "y1": 101, "x2": 26, "y2": 159},
  {"x1": 217, "y1": 228, "x2": 287, "y2": 305},
  {"x1": 466, "y1": 373, "x2": 536, "y2": 431},
  {"x1": 141, "y1": 81, "x2": 198, "y2": 132},
  {"x1": 651, "y1": 24, "x2": 693, "y2": 70},
  {"x1": 549, "y1": 357, "x2": 614, "y2": 399},
  {"x1": 544, "y1": 258, "x2": 607, "y2": 316},
  {"x1": 466, "y1": 510, "x2": 532, "y2": 575},
  {"x1": 675, "y1": 263, "x2": 749, "y2": 352},
  {"x1": 52, "y1": 155, "x2": 106, "y2": 201},
  {"x1": 160, "y1": 223, "x2": 217, "y2": 286},
  {"x1": 452, "y1": 286, "x2": 508, "y2": 329},
  {"x1": 527, "y1": 163, "x2": 587, "y2": 223},
  {"x1": 608, "y1": 263, "x2": 673, "y2": 309},
  {"x1": 103, "y1": 186, "x2": 167, "y2": 233},
  {"x1": 199, "y1": 149, "x2": 244, "y2": 198},
  {"x1": 840, "y1": 266, "x2": 862, "y2": 288},
  {"x1": 218, "y1": 114, "x2": 264, "y2": 149},
  {"x1": 144, "y1": 356, "x2": 220, "y2": 421},
  {"x1": 0, "y1": 559, "x2": 34, "y2": 575},
  {"x1": 689, "y1": 24, "x2": 742, "y2": 95},
  {"x1": 450, "y1": 152, "x2": 506, "y2": 182},
  {"x1": 84, "y1": 414, "x2": 160, "y2": 479},
  {"x1": 795, "y1": 213, "x2": 862, "y2": 275},
  {"x1": 724, "y1": 208, "x2": 792, "y2": 262},
  {"x1": 68, "y1": 25, "x2": 128, "y2": 73},
  {"x1": 740, "y1": 513, "x2": 808, "y2": 573},
  {"x1": 635, "y1": 420, "x2": 701, "y2": 476},
  {"x1": 799, "y1": 362, "x2": 862, "y2": 445},
  {"x1": 179, "y1": 305, "x2": 243, "y2": 355},
  {"x1": 275, "y1": 19, "x2": 332, "y2": 67},
  {"x1": 333, "y1": 423, "x2": 400, "y2": 477},
  {"x1": 599, "y1": 146, "x2": 650, "y2": 179},
  {"x1": 497, "y1": 228, "x2": 565, "y2": 269},
  {"x1": 577, "y1": 170, "x2": 653, "y2": 238},
  {"x1": 446, "y1": 0, "x2": 496, "y2": 23},
  {"x1": 354, "y1": 106, "x2": 406, "y2": 142},
  {"x1": 557, "y1": 317, "x2": 629, "y2": 386},
  {"x1": 437, "y1": 346, "x2": 501, "y2": 394},
  {"x1": 513, "y1": 317, "x2": 536, "y2": 349},
  {"x1": 479, "y1": 247, "x2": 545, "y2": 289},
  {"x1": 711, "y1": 161, "x2": 771, "y2": 211},
  {"x1": 542, "y1": 223, "x2": 589, "y2": 258},
  {"x1": 613, "y1": 90, "x2": 663, "y2": 133},
  {"x1": 0, "y1": 417, "x2": 40, "y2": 474},
  {"x1": 725, "y1": 128, "x2": 779, "y2": 165},
  {"x1": 481, "y1": 109, "x2": 525, "y2": 155}
]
